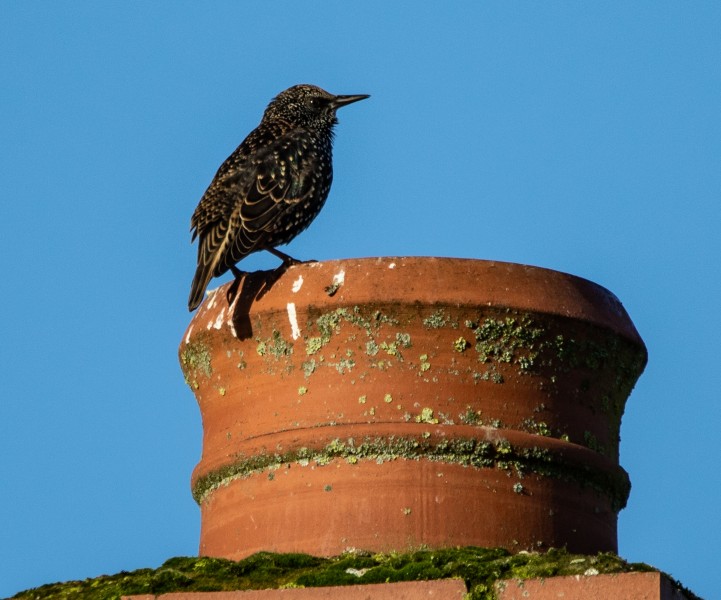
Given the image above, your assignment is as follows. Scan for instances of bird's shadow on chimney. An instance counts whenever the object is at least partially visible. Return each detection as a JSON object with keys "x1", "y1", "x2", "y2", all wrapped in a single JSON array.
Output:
[{"x1": 229, "y1": 265, "x2": 289, "y2": 340}]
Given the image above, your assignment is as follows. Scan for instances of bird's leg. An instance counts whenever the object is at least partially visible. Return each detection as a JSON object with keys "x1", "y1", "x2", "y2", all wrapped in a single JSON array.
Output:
[
  {"x1": 265, "y1": 247, "x2": 303, "y2": 266},
  {"x1": 227, "y1": 265, "x2": 246, "y2": 305}
]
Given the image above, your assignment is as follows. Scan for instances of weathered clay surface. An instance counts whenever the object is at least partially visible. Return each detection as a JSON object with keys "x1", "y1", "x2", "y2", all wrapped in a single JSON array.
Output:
[
  {"x1": 180, "y1": 257, "x2": 646, "y2": 559},
  {"x1": 199, "y1": 455, "x2": 620, "y2": 558}
]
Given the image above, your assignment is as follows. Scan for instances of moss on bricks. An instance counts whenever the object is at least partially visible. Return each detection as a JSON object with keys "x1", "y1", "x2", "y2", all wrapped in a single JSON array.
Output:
[{"x1": 10, "y1": 547, "x2": 699, "y2": 600}]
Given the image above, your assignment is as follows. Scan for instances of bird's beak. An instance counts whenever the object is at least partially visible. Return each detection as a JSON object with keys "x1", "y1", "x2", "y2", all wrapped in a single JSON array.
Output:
[{"x1": 331, "y1": 94, "x2": 370, "y2": 109}]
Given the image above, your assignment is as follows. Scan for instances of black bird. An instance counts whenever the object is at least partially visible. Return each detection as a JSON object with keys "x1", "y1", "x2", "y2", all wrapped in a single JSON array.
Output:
[{"x1": 188, "y1": 84, "x2": 369, "y2": 311}]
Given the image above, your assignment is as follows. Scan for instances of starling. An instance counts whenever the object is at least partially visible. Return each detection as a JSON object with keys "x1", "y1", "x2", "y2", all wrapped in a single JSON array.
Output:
[{"x1": 188, "y1": 84, "x2": 369, "y2": 311}]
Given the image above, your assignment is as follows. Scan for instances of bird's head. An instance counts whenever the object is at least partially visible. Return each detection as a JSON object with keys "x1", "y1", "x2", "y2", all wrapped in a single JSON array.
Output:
[{"x1": 263, "y1": 84, "x2": 369, "y2": 129}]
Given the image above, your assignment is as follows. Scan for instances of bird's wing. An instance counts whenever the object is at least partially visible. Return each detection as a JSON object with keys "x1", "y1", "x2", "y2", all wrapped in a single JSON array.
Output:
[
  {"x1": 214, "y1": 132, "x2": 317, "y2": 269},
  {"x1": 238, "y1": 132, "x2": 317, "y2": 232},
  {"x1": 189, "y1": 132, "x2": 316, "y2": 293}
]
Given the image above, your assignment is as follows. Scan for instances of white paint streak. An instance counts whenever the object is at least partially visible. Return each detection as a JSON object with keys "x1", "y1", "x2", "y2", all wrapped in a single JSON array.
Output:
[
  {"x1": 184, "y1": 325, "x2": 194, "y2": 345},
  {"x1": 213, "y1": 307, "x2": 226, "y2": 330},
  {"x1": 206, "y1": 288, "x2": 218, "y2": 310},
  {"x1": 287, "y1": 302, "x2": 301, "y2": 340},
  {"x1": 292, "y1": 275, "x2": 304, "y2": 293},
  {"x1": 333, "y1": 269, "x2": 345, "y2": 286},
  {"x1": 388, "y1": 262, "x2": 396, "y2": 269},
  {"x1": 227, "y1": 291, "x2": 241, "y2": 338}
]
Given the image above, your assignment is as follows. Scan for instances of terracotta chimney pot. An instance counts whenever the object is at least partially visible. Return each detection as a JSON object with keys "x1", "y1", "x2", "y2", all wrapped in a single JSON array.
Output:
[{"x1": 179, "y1": 257, "x2": 646, "y2": 559}]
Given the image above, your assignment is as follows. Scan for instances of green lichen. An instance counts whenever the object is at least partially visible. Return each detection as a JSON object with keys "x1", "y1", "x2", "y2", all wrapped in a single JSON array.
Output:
[
  {"x1": 193, "y1": 428, "x2": 630, "y2": 510},
  {"x1": 305, "y1": 337, "x2": 323, "y2": 355},
  {"x1": 415, "y1": 407, "x2": 438, "y2": 424},
  {"x1": 206, "y1": 304, "x2": 645, "y2": 465},
  {"x1": 460, "y1": 407, "x2": 483, "y2": 425},
  {"x1": 179, "y1": 338, "x2": 213, "y2": 387},
  {"x1": 191, "y1": 434, "x2": 630, "y2": 512},
  {"x1": 395, "y1": 332, "x2": 412, "y2": 348},
  {"x1": 305, "y1": 307, "x2": 398, "y2": 358},
  {"x1": 326, "y1": 438, "x2": 346, "y2": 453},
  {"x1": 458, "y1": 310, "x2": 646, "y2": 459},
  {"x1": 364, "y1": 332, "x2": 411, "y2": 365},
  {"x1": 333, "y1": 357, "x2": 355, "y2": 374},
  {"x1": 302, "y1": 359, "x2": 317, "y2": 377},
  {"x1": 423, "y1": 309, "x2": 449, "y2": 329},
  {"x1": 520, "y1": 418, "x2": 552, "y2": 437},
  {"x1": 472, "y1": 368, "x2": 504, "y2": 384},
  {"x1": 453, "y1": 336, "x2": 469, "y2": 352},
  {"x1": 379, "y1": 340, "x2": 404, "y2": 358},
  {"x1": 324, "y1": 281, "x2": 342, "y2": 296},
  {"x1": 180, "y1": 340, "x2": 212, "y2": 378},
  {"x1": 459, "y1": 408, "x2": 504, "y2": 429},
  {"x1": 584, "y1": 430, "x2": 606, "y2": 456},
  {"x1": 551, "y1": 332, "x2": 647, "y2": 418},
  {"x1": 495, "y1": 440, "x2": 512, "y2": 456},
  {"x1": 12, "y1": 547, "x2": 697, "y2": 600},
  {"x1": 257, "y1": 330, "x2": 293, "y2": 360},
  {"x1": 316, "y1": 309, "x2": 345, "y2": 340},
  {"x1": 469, "y1": 315, "x2": 544, "y2": 370}
]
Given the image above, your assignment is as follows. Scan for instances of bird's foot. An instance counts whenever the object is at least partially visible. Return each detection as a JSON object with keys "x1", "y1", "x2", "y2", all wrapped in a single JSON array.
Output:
[{"x1": 265, "y1": 247, "x2": 312, "y2": 267}]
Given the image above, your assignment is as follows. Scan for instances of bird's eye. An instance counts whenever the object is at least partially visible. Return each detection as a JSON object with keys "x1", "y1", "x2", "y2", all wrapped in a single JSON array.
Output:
[{"x1": 306, "y1": 97, "x2": 321, "y2": 109}]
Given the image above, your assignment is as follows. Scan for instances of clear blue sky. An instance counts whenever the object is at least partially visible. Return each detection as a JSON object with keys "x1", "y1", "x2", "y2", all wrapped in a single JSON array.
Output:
[{"x1": 1, "y1": 3, "x2": 719, "y2": 598}]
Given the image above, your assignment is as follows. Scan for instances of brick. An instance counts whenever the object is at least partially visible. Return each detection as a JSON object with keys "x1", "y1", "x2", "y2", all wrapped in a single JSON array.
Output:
[
  {"x1": 122, "y1": 578, "x2": 467, "y2": 599},
  {"x1": 496, "y1": 571, "x2": 691, "y2": 600}
]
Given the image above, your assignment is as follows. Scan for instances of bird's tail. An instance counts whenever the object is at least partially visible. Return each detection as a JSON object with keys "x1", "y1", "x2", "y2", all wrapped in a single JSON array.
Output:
[
  {"x1": 188, "y1": 260, "x2": 216, "y2": 311},
  {"x1": 188, "y1": 212, "x2": 248, "y2": 311}
]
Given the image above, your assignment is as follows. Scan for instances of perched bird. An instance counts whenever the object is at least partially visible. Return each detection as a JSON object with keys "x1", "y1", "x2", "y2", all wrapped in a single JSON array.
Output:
[{"x1": 188, "y1": 84, "x2": 369, "y2": 311}]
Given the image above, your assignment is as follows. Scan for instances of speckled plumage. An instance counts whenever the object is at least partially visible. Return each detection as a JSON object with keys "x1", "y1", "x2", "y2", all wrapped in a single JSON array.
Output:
[{"x1": 188, "y1": 84, "x2": 369, "y2": 311}]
